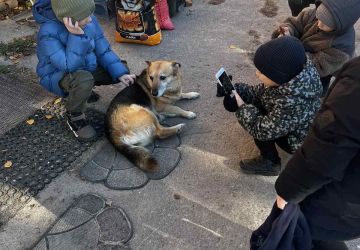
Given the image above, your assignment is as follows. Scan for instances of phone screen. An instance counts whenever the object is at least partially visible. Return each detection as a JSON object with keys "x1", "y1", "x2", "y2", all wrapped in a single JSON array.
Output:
[{"x1": 218, "y1": 71, "x2": 234, "y2": 94}]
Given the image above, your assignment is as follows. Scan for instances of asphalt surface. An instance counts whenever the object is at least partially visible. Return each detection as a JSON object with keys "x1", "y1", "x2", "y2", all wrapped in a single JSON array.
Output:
[{"x1": 0, "y1": 0, "x2": 360, "y2": 249}]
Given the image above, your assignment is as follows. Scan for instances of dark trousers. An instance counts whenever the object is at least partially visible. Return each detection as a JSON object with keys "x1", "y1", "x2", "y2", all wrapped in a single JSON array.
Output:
[
  {"x1": 320, "y1": 75, "x2": 332, "y2": 97},
  {"x1": 312, "y1": 241, "x2": 348, "y2": 250},
  {"x1": 254, "y1": 136, "x2": 292, "y2": 163},
  {"x1": 288, "y1": 0, "x2": 316, "y2": 16},
  {"x1": 59, "y1": 67, "x2": 116, "y2": 113}
]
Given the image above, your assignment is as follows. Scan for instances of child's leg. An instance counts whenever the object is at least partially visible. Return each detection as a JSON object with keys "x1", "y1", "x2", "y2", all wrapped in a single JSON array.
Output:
[
  {"x1": 59, "y1": 70, "x2": 95, "y2": 113},
  {"x1": 288, "y1": 0, "x2": 315, "y2": 16},
  {"x1": 254, "y1": 139, "x2": 281, "y2": 164}
]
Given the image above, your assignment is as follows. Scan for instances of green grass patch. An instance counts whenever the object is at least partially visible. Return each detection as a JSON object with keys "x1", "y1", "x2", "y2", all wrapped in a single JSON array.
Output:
[
  {"x1": 0, "y1": 66, "x2": 10, "y2": 74},
  {"x1": 0, "y1": 35, "x2": 36, "y2": 57}
]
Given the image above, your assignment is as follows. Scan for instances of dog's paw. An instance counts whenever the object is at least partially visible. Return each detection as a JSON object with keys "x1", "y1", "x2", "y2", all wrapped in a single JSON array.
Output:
[
  {"x1": 186, "y1": 111, "x2": 197, "y2": 119},
  {"x1": 189, "y1": 92, "x2": 200, "y2": 99},
  {"x1": 176, "y1": 123, "x2": 186, "y2": 133},
  {"x1": 158, "y1": 114, "x2": 166, "y2": 122}
]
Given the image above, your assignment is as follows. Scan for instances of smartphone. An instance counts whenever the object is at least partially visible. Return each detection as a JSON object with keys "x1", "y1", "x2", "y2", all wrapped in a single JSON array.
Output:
[{"x1": 216, "y1": 68, "x2": 235, "y2": 96}]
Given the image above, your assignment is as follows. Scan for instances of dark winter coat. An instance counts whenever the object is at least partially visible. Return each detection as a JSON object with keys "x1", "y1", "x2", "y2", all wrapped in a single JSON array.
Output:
[
  {"x1": 276, "y1": 56, "x2": 360, "y2": 240},
  {"x1": 32, "y1": 0, "x2": 129, "y2": 97},
  {"x1": 272, "y1": 0, "x2": 360, "y2": 77},
  {"x1": 250, "y1": 203, "x2": 312, "y2": 250},
  {"x1": 235, "y1": 57, "x2": 322, "y2": 154}
]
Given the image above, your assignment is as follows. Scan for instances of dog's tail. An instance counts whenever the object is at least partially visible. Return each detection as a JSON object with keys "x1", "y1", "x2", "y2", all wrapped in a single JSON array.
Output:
[{"x1": 115, "y1": 145, "x2": 158, "y2": 172}]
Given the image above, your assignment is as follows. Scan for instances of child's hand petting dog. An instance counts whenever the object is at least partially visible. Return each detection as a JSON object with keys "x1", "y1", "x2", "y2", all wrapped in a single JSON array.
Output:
[
  {"x1": 119, "y1": 74, "x2": 136, "y2": 86},
  {"x1": 63, "y1": 17, "x2": 84, "y2": 35}
]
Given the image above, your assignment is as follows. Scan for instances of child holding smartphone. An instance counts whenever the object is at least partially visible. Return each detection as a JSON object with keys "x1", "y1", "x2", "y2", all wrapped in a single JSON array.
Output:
[{"x1": 222, "y1": 36, "x2": 323, "y2": 176}]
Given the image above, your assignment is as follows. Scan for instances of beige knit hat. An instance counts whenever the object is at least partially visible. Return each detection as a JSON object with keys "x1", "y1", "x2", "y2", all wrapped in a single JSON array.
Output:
[
  {"x1": 316, "y1": 4, "x2": 337, "y2": 30},
  {"x1": 51, "y1": 0, "x2": 95, "y2": 23}
]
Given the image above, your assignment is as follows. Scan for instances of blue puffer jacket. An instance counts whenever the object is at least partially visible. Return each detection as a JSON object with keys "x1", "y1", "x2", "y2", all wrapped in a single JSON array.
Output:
[{"x1": 33, "y1": 0, "x2": 129, "y2": 97}]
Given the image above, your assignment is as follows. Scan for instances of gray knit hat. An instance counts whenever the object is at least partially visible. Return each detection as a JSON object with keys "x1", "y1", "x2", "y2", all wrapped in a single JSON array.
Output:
[
  {"x1": 51, "y1": 0, "x2": 95, "y2": 23},
  {"x1": 316, "y1": 4, "x2": 337, "y2": 30}
]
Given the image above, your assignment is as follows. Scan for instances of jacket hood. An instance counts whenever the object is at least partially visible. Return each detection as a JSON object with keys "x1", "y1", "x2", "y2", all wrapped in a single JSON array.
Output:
[
  {"x1": 33, "y1": 0, "x2": 57, "y2": 24},
  {"x1": 278, "y1": 56, "x2": 323, "y2": 99},
  {"x1": 316, "y1": 0, "x2": 360, "y2": 35}
]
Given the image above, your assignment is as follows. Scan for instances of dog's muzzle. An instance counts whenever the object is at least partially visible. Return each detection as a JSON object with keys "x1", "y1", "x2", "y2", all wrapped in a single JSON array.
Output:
[{"x1": 151, "y1": 89, "x2": 158, "y2": 97}]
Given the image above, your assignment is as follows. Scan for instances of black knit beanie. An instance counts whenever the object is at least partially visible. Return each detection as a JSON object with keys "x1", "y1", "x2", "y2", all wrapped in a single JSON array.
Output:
[{"x1": 253, "y1": 36, "x2": 306, "y2": 85}]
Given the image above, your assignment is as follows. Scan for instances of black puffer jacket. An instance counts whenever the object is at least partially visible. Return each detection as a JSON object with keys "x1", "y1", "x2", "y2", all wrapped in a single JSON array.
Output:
[{"x1": 275, "y1": 56, "x2": 360, "y2": 240}]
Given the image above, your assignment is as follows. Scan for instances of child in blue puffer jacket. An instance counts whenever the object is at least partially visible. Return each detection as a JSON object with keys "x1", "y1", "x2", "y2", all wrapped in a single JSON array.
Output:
[{"x1": 33, "y1": 0, "x2": 135, "y2": 141}]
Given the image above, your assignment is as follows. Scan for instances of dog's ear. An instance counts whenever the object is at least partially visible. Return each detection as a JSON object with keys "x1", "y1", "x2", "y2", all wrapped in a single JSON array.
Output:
[{"x1": 172, "y1": 61, "x2": 181, "y2": 68}]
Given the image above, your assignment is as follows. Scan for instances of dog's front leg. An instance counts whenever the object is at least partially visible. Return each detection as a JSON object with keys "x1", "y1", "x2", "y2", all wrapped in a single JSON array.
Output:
[
  {"x1": 181, "y1": 92, "x2": 200, "y2": 100},
  {"x1": 150, "y1": 108, "x2": 166, "y2": 122},
  {"x1": 160, "y1": 105, "x2": 196, "y2": 119}
]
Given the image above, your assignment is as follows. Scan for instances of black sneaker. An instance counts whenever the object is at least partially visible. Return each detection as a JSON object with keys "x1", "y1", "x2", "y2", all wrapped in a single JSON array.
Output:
[
  {"x1": 66, "y1": 112, "x2": 97, "y2": 142},
  {"x1": 240, "y1": 156, "x2": 280, "y2": 176}
]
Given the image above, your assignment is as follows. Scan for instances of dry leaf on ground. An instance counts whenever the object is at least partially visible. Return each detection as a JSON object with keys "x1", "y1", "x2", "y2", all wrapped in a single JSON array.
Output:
[
  {"x1": 21, "y1": 136, "x2": 26, "y2": 140},
  {"x1": 230, "y1": 45, "x2": 236, "y2": 49},
  {"x1": 105, "y1": 200, "x2": 113, "y2": 206},
  {"x1": 4, "y1": 161, "x2": 12, "y2": 168},
  {"x1": 54, "y1": 98, "x2": 62, "y2": 104},
  {"x1": 1, "y1": 149, "x2": 9, "y2": 153},
  {"x1": 46, "y1": 115, "x2": 52, "y2": 119},
  {"x1": 27, "y1": 119, "x2": 34, "y2": 125},
  {"x1": 9, "y1": 56, "x2": 17, "y2": 60},
  {"x1": 14, "y1": 61, "x2": 19, "y2": 64},
  {"x1": 173, "y1": 194, "x2": 181, "y2": 200}
]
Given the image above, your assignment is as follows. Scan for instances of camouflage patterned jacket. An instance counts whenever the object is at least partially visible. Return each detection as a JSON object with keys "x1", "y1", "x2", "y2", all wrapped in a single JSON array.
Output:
[{"x1": 235, "y1": 57, "x2": 322, "y2": 153}]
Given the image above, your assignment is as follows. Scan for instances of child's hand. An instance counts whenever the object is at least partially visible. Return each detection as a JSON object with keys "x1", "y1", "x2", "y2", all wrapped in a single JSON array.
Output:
[
  {"x1": 119, "y1": 74, "x2": 136, "y2": 86},
  {"x1": 276, "y1": 195, "x2": 288, "y2": 210},
  {"x1": 232, "y1": 90, "x2": 244, "y2": 107},
  {"x1": 63, "y1": 17, "x2": 84, "y2": 35},
  {"x1": 278, "y1": 27, "x2": 290, "y2": 37}
]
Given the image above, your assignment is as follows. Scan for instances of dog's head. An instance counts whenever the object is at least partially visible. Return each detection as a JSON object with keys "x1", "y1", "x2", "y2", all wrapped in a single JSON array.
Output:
[{"x1": 145, "y1": 61, "x2": 181, "y2": 97}]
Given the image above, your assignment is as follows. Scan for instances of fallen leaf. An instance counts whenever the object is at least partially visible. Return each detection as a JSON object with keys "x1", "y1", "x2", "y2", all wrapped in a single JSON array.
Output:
[
  {"x1": 14, "y1": 61, "x2": 19, "y2": 64},
  {"x1": 46, "y1": 106, "x2": 51, "y2": 109},
  {"x1": 6, "y1": 16, "x2": 9, "y2": 19},
  {"x1": 105, "y1": 200, "x2": 113, "y2": 206},
  {"x1": 24, "y1": 188, "x2": 29, "y2": 193},
  {"x1": 1, "y1": 149, "x2": 8, "y2": 153},
  {"x1": 54, "y1": 98, "x2": 62, "y2": 104},
  {"x1": 33, "y1": 43, "x2": 37, "y2": 47},
  {"x1": 230, "y1": 45, "x2": 236, "y2": 49},
  {"x1": 19, "y1": 22, "x2": 24, "y2": 25},
  {"x1": 173, "y1": 194, "x2": 181, "y2": 200},
  {"x1": 22, "y1": 37, "x2": 27, "y2": 41},
  {"x1": 4, "y1": 161, "x2": 12, "y2": 168},
  {"x1": 9, "y1": 56, "x2": 17, "y2": 60},
  {"x1": 189, "y1": 8, "x2": 195, "y2": 12},
  {"x1": 21, "y1": 136, "x2": 26, "y2": 140},
  {"x1": 45, "y1": 115, "x2": 52, "y2": 119},
  {"x1": 16, "y1": 53, "x2": 24, "y2": 59},
  {"x1": 27, "y1": 119, "x2": 34, "y2": 125}
]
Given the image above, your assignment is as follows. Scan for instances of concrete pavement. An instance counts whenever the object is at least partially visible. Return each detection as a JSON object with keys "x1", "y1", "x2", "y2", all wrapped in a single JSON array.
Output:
[{"x1": 1, "y1": 0, "x2": 360, "y2": 249}]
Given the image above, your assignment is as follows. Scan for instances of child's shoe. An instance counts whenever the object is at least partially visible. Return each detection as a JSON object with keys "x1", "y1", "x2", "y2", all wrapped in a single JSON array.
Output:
[
  {"x1": 240, "y1": 156, "x2": 280, "y2": 176},
  {"x1": 66, "y1": 112, "x2": 97, "y2": 141}
]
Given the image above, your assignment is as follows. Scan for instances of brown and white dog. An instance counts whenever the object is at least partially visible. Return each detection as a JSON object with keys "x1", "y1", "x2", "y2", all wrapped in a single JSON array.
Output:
[{"x1": 105, "y1": 61, "x2": 200, "y2": 172}]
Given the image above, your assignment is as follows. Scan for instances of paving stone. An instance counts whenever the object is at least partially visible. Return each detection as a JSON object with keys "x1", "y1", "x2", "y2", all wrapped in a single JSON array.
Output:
[
  {"x1": 154, "y1": 135, "x2": 180, "y2": 148},
  {"x1": 146, "y1": 148, "x2": 181, "y2": 180},
  {"x1": 97, "y1": 207, "x2": 133, "y2": 243},
  {"x1": 33, "y1": 239, "x2": 47, "y2": 250},
  {"x1": 113, "y1": 150, "x2": 136, "y2": 170},
  {"x1": 105, "y1": 168, "x2": 149, "y2": 190},
  {"x1": 93, "y1": 144, "x2": 116, "y2": 169},
  {"x1": 74, "y1": 194, "x2": 106, "y2": 215},
  {"x1": 98, "y1": 244, "x2": 131, "y2": 250},
  {"x1": 33, "y1": 194, "x2": 133, "y2": 249},
  {"x1": 81, "y1": 162, "x2": 109, "y2": 183},
  {"x1": 49, "y1": 208, "x2": 93, "y2": 234},
  {"x1": 81, "y1": 132, "x2": 181, "y2": 190},
  {"x1": 47, "y1": 219, "x2": 99, "y2": 250}
]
